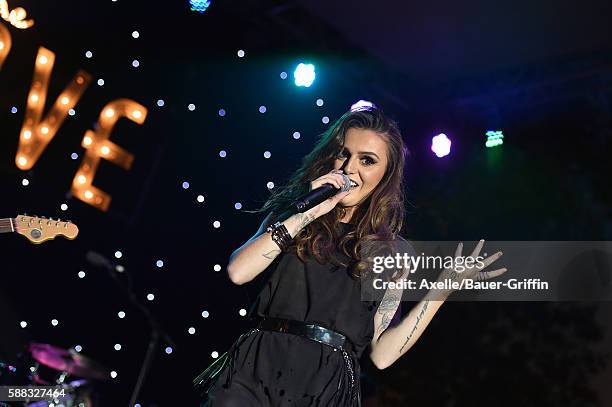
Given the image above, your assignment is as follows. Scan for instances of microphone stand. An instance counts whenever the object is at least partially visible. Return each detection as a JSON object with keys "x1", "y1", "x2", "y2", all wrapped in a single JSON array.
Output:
[{"x1": 94, "y1": 255, "x2": 177, "y2": 407}]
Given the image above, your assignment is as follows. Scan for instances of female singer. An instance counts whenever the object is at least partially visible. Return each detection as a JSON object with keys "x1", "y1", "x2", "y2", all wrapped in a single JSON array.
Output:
[{"x1": 194, "y1": 106, "x2": 506, "y2": 406}]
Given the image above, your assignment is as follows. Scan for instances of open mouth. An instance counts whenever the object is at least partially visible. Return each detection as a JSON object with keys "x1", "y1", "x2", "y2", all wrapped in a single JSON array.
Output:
[{"x1": 349, "y1": 180, "x2": 359, "y2": 189}]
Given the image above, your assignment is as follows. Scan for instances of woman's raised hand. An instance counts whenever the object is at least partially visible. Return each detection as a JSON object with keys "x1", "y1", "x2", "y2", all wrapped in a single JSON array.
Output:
[
  {"x1": 306, "y1": 169, "x2": 352, "y2": 219},
  {"x1": 436, "y1": 239, "x2": 508, "y2": 295}
]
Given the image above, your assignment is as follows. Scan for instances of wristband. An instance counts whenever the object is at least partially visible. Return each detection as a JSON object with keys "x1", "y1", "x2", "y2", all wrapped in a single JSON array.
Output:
[{"x1": 266, "y1": 221, "x2": 292, "y2": 251}]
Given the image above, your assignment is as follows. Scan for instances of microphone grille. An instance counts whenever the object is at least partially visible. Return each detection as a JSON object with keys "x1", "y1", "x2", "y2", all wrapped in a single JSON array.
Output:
[{"x1": 339, "y1": 173, "x2": 351, "y2": 193}]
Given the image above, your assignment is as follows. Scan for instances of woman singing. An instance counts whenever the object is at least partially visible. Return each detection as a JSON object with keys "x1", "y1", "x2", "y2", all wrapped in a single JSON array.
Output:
[{"x1": 194, "y1": 106, "x2": 506, "y2": 406}]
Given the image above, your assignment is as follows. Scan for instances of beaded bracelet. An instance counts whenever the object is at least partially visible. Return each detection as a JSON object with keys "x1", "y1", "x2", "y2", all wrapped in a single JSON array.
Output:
[{"x1": 266, "y1": 221, "x2": 292, "y2": 251}]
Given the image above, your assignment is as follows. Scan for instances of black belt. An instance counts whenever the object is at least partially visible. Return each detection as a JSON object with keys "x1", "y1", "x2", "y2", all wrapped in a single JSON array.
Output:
[{"x1": 258, "y1": 316, "x2": 356, "y2": 355}]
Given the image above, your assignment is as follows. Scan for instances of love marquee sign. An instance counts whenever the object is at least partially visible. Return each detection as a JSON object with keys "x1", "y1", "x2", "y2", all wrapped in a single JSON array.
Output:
[{"x1": 1, "y1": 2, "x2": 147, "y2": 212}]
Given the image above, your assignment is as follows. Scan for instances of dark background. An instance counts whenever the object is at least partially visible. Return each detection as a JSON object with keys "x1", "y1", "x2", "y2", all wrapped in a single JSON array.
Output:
[{"x1": 1, "y1": 1, "x2": 611, "y2": 406}]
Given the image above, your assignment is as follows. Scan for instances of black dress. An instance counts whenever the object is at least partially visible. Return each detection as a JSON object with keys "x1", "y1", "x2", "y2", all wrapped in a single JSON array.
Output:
[{"x1": 197, "y1": 222, "x2": 387, "y2": 407}]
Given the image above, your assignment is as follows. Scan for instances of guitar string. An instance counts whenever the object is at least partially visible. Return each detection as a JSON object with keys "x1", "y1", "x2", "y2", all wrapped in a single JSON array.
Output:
[
  {"x1": 0, "y1": 220, "x2": 72, "y2": 224},
  {"x1": 0, "y1": 224, "x2": 73, "y2": 226}
]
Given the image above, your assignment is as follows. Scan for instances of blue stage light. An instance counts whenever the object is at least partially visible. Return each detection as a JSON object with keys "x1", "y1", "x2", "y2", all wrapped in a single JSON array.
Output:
[
  {"x1": 294, "y1": 63, "x2": 316, "y2": 87},
  {"x1": 189, "y1": 0, "x2": 211, "y2": 13}
]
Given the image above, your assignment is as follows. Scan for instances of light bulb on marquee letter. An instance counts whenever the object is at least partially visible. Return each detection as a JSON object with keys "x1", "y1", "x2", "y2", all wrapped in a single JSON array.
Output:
[
  {"x1": 0, "y1": 22, "x2": 11, "y2": 69},
  {"x1": 1, "y1": 1, "x2": 34, "y2": 29},
  {"x1": 15, "y1": 47, "x2": 91, "y2": 170},
  {"x1": 71, "y1": 99, "x2": 148, "y2": 211}
]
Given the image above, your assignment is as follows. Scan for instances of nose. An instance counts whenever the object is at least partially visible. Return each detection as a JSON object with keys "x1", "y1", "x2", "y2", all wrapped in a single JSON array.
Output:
[{"x1": 341, "y1": 156, "x2": 357, "y2": 175}]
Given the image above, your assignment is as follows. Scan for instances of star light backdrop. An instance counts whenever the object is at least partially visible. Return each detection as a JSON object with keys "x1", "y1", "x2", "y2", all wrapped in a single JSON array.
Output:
[{"x1": 1, "y1": 1, "x2": 611, "y2": 406}]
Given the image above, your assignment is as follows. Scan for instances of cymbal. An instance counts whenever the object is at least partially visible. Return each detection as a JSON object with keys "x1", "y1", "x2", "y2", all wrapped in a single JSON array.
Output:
[{"x1": 29, "y1": 343, "x2": 109, "y2": 380}]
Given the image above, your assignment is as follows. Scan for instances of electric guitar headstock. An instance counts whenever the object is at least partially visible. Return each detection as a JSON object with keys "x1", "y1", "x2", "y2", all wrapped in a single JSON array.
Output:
[{"x1": 12, "y1": 215, "x2": 79, "y2": 244}]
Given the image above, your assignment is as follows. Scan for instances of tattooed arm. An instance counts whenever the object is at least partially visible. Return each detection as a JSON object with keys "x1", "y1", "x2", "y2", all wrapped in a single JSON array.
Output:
[
  {"x1": 369, "y1": 282, "x2": 451, "y2": 370},
  {"x1": 227, "y1": 210, "x2": 317, "y2": 285},
  {"x1": 371, "y1": 280, "x2": 404, "y2": 344}
]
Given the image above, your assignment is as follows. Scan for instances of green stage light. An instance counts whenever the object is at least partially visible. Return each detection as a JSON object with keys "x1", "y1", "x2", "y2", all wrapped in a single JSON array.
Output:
[{"x1": 486, "y1": 130, "x2": 504, "y2": 148}]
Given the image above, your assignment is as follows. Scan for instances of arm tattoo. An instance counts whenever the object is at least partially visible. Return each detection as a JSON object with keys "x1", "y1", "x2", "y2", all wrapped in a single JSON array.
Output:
[
  {"x1": 379, "y1": 313, "x2": 392, "y2": 333},
  {"x1": 399, "y1": 300, "x2": 429, "y2": 353},
  {"x1": 378, "y1": 293, "x2": 401, "y2": 312},
  {"x1": 262, "y1": 249, "x2": 281, "y2": 259},
  {"x1": 295, "y1": 212, "x2": 315, "y2": 232},
  {"x1": 376, "y1": 293, "x2": 401, "y2": 333}
]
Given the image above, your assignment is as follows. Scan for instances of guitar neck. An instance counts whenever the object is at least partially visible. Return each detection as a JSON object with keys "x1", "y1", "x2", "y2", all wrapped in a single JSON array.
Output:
[{"x1": 0, "y1": 218, "x2": 15, "y2": 234}]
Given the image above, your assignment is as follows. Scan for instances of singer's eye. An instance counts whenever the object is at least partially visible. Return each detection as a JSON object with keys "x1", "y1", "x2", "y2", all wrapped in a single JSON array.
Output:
[
  {"x1": 361, "y1": 156, "x2": 376, "y2": 166},
  {"x1": 336, "y1": 150, "x2": 348, "y2": 159}
]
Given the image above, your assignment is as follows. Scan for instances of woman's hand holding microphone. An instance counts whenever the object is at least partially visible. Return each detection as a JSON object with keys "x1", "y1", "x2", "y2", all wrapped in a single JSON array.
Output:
[
  {"x1": 281, "y1": 169, "x2": 352, "y2": 238},
  {"x1": 304, "y1": 169, "x2": 352, "y2": 220},
  {"x1": 228, "y1": 169, "x2": 352, "y2": 285}
]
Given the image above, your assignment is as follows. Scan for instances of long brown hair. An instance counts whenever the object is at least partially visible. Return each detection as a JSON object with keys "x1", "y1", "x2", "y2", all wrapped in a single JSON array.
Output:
[{"x1": 254, "y1": 106, "x2": 408, "y2": 279}]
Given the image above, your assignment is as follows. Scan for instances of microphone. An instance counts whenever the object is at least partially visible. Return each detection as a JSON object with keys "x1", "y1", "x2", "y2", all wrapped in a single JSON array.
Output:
[
  {"x1": 292, "y1": 172, "x2": 351, "y2": 213},
  {"x1": 85, "y1": 249, "x2": 177, "y2": 403}
]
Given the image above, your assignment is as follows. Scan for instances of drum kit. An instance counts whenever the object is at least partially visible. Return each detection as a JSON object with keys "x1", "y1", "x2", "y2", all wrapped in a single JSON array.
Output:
[{"x1": 0, "y1": 343, "x2": 109, "y2": 406}]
